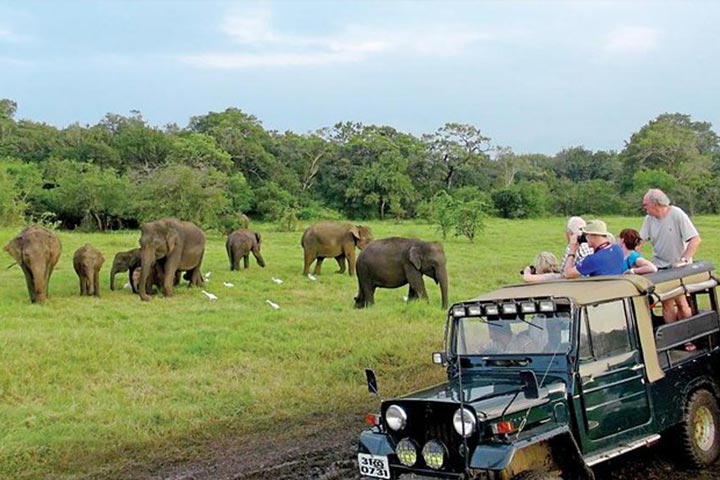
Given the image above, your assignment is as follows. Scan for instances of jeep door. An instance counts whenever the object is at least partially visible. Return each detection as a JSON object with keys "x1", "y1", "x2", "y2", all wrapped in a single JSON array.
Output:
[{"x1": 573, "y1": 298, "x2": 652, "y2": 452}]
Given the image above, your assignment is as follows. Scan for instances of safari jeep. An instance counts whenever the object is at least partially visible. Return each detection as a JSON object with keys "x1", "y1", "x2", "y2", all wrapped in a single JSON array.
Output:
[{"x1": 358, "y1": 261, "x2": 720, "y2": 479}]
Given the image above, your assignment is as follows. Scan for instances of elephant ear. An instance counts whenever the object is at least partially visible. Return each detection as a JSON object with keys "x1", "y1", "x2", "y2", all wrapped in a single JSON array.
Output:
[
  {"x1": 349, "y1": 226, "x2": 361, "y2": 242},
  {"x1": 166, "y1": 229, "x2": 179, "y2": 252},
  {"x1": 4, "y1": 240, "x2": 22, "y2": 263},
  {"x1": 254, "y1": 232, "x2": 262, "y2": 245},
  {"x1": 408, "y1": 246, "x2": 422, "y2": 270}
]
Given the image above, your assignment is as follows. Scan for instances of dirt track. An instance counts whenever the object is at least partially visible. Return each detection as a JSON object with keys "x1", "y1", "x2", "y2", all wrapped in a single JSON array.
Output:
[{"x1": 144, "y1": 414, "x2": 720, "y2": 480}]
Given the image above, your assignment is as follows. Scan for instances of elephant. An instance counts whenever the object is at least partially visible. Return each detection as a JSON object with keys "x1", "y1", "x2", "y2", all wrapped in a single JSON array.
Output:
[
  {"x1": 301, "y1": 222, "x2": 373, "y2": 276},
  {"x1": 354, "y1": 237, "x2": 449, "y2": 309},
  {"x1": 73, "y1": 244, "x2": 105, "y2": 296},
  {"x1": 109, "y1": 248, "x2": 141, "y2": 291},
  {"x1": 226, "y1": 229, "x2": 265, "y2": 270},
  {"x1": 137, "y1": 218, "x2": 206, "y2": 301},
  {"x1": 4, "y1": 225, "x2": 62, "y2": 303}
]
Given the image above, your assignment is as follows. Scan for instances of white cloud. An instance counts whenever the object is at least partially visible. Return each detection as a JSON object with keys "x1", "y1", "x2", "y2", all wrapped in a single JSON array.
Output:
[
  {"x1": 603, "y1": 25, "x2": 660, "y2": 55},
  {"x1": 181, "y1": 7, "x2": 487, "y2": 69}
]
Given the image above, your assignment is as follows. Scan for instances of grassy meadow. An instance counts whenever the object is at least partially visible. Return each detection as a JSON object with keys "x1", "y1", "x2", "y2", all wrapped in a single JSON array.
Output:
[{"x1": 1, "y1": 216, "x2": 719, "y2": 479}]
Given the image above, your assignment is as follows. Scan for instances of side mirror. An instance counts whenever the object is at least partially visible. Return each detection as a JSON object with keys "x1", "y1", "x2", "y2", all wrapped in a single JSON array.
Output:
[
  {"x1": 365, "y1": 368, "x2": 379, "y2": 396},
  {"x1": 519, "y1": 370, "x2": 540, "y2": 399},
  {"x1": 432, "y1": 352, "x2": 446, "y2": 365}
]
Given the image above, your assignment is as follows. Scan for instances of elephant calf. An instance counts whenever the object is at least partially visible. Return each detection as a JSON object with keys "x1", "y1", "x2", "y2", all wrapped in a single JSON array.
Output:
[
  {"x1": 4, "y1": 225, "x2": 62, "y2": 303},
  {"x1": 226, "y1": 229, "x2": 265, "y2": 270},
  {"x1": 354, "y1": 237, "x2": 449, "y2": 309},
  {"x1": 73, "y1": 244, "x2": 105, "y2": 296},
  {"x1": 301, "y1": 222, "x2": 373, "y2": 277},
  {"x1": 110, "y1": 248, "x2": 141, "y2": 292}
]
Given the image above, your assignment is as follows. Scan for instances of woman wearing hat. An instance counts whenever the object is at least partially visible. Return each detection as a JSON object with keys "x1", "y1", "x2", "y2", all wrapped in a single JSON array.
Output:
[{"x1": 563, "y1": 219, "x2": 624, "y2": 278}]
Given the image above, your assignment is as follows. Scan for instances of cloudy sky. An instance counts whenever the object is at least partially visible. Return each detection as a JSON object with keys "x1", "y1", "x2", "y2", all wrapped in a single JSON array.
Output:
[{"x1": 1, "y1": 0, "x2": 718, "y2": 154}]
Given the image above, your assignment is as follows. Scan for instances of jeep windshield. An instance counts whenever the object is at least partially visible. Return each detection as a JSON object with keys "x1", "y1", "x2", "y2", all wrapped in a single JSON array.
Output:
[{"x1": 451, "y1": 299, "x2": 572, "y2": 356}]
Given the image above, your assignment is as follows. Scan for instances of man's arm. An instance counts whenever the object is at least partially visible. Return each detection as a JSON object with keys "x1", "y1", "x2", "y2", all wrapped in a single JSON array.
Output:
[{"x1": 562, "y1": 233, "x2": 581, "y2": 279}]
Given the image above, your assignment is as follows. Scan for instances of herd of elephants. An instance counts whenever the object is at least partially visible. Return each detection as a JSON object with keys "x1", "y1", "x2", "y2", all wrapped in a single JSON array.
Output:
[{"x1": 3, "y1": 218, "x2": 450, "y2": 308}]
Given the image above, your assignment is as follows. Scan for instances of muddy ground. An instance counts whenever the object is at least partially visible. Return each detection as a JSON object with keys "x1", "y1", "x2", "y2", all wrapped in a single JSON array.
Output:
[{"x1": 140, "y1": 414, "x2": 720, "y2": 480}]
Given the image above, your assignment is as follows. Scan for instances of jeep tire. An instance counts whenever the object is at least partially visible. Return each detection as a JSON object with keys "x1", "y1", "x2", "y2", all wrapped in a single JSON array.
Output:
[
  {"x1": 680, "y1": 389, "x2": 720, "y2": 467},
  {"x1": 511, "y1": 470, "x2": 561, "y2": 480}
]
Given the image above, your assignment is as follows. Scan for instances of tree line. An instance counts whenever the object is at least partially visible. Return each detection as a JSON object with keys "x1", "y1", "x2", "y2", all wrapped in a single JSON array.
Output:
[{"x1": 1, "y1": 98, "x2": 719, "y2": 235}]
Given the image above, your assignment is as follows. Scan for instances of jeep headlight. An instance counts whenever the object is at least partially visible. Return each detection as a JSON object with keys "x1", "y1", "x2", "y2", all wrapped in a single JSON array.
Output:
[
  {"x1": 453, "y1": 407, "x2": 476, "y2": 437},
  {"x1": 386, "y1": 405, "x2": 408, "y2": 431},
  {"x1": 395, "y1": 438, "x2": 418, "y2": 466},
  {"x1": 422, "y1": 440, "x2": 446, "y2": 469}
]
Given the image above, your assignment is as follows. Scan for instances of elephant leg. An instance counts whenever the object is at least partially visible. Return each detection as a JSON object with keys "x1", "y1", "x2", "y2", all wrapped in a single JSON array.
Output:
[
  {"x1": 232, "y1": 248, "x2": 240, "y2": 271},
  {"x1": 243, "y1": 254, "x2": 250, "y2": 269},
  {"x1": 408, "y1": 286, "x2": 420, "y2": 300},
  {"x1": 93, "y1": 269, "x2": 101, "y2": 297},
  {"x1": 314, "y1": 257, "x2": 324, "y2": 275},
  {"x1": 129, "y1": 267, "x2": 139, "y2": 293},
  {"x1": 406, "y1": 270, "x2": 428, "y2": 301},
  {"x1": 346, "y1": 250, "x2": 357, "y2": 277},
  {"x1": 334, "y1": 255, "x2": 346, "y2": 274},
  {"x1": 302, "y1": 250, "x2": 315, "y2": 276}
]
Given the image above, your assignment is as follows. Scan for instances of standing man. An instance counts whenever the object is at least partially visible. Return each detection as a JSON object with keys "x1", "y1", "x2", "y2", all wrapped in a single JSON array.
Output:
[{"x1": 640, "y1": 189, "x2": 702, "y2": 334}]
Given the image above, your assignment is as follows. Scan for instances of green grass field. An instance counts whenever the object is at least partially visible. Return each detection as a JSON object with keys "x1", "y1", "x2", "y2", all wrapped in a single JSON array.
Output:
[{"x1": 1, "y1": 216, "x2": 719, "y2": 479}]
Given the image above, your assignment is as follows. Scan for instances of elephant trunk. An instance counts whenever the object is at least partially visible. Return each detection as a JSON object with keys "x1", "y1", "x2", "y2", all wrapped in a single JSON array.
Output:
[
  {"x1": 254, "y1": 250, "x2": 266, "y2": 268},
  {"x1": 30, "y1": 263, "x2": 47, "y2": 304},
  {"x1": 110, "y1": 265, "x2": 119, "y2": 290},
  {"x1": 437, "y1": 266, "x2": 449, "y2": 310},
  {"x1": 138, "y1": 249, "x2": 155, "y2": 301}
]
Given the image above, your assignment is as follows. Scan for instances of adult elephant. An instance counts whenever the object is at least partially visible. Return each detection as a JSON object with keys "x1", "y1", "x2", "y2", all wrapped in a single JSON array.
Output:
[
  {"x1": 226, "y1": 229, "x2": 265, "y2": 270},
  {"x1": 354, "y1": 237, "x2": 448, "y2": 309},
  {"x1": 137, "y1": 218, "x2": 206, "y2": 301},
  {"x1": 301, "y1": 222, "x2": 373, "y2": 276},
  {"x1": 73, "y1": 244, "x2": 105, "y2": 296},
  {"x1": 4, "y1": 225, "x2": 62, "y2": 303},
  {"x1": 109, "y1": 248, "x2": 141, "y2": 291}
]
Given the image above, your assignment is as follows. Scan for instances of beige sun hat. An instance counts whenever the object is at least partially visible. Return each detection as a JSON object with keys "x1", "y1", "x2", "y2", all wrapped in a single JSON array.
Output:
[{"x1": 582, "y1": 219, "x2": 611, "y2": 236}]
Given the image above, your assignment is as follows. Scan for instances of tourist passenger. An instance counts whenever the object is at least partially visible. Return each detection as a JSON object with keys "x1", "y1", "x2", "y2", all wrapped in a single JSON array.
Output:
[
  {"x1": 618, "y1": 228, "x2": 657, "y2": 275},
  {"x1": 563, "y1": 219, "x2": 623, "y2": 278},
  {"x1": 639, "y1": 189, "x2": 701, "y2": 348},
  {"x1": 522, "y1": 251, "x2": 560, "y2": 282},
  {"x1": 522, "y1": 217, "x2": 592, "y2": 282}
]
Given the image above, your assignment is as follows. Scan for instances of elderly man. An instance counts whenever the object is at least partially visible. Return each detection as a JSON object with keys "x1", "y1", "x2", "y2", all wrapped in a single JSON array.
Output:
[
  {"x1": 563, "y1": 219, "x2": 623, "y2": 278},
  {"x1": 640, "y1": 189, "x2": 701, "y2": 334}
]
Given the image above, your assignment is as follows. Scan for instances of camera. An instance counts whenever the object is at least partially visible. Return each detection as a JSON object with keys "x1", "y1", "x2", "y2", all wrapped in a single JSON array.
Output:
[
  {"x1": 519, "y1": 265, "x2": 537, "y2": 275},
  {"x1": 577, "y1": 233, "x2": 587, "y2": 244}
]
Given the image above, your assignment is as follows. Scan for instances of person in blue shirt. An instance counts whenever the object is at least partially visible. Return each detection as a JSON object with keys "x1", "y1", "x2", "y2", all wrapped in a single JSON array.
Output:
[
  {"x1": 563, "y1": 219, "x2": 624, "y2": 278},
  {"x1": 619, "y1": 228, "x2": 657, "y2": 275}
]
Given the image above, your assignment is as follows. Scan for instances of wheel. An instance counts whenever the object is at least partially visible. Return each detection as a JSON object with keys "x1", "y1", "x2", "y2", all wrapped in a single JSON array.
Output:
[
  {"x1": 680, "y1": 389, "x2": 720, "y2": 467},
  {"x1": 512, "y1": 470, "x2": 561, "y2": 480}
]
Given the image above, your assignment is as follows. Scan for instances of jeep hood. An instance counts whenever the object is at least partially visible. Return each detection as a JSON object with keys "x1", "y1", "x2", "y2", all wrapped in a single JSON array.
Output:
[{"x1": 395, "y1": 374, "x2": 566, "y2": 419}]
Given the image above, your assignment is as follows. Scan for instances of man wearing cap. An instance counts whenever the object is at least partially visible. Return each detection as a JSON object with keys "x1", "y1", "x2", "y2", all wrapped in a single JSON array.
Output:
[
  {"x1": 523, "y1": 216, "x2": 593, "y2": 282},
  {"x1": 563, "y1": 219, "x2": 623, "y2": 278}
]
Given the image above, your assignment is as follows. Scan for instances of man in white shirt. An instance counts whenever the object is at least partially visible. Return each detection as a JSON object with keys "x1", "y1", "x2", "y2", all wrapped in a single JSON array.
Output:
[{"x1": 640, "y1": 189, "x2": 702, "y2": 340}]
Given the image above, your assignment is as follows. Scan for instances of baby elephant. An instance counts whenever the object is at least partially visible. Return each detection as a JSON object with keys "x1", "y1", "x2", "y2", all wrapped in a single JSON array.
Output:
[
  {"x1": 226, "y1": 229, "x2": 265, "y2": 270},
  {"x1": 110, "y1": 248, "x2": 141, "y2": 291},
  {"x1": 73, "y1": 244, "x2": 105, "y2": 296},
  {"x1": 354, "y1": 237, "x2": 449, "y2": 309}
]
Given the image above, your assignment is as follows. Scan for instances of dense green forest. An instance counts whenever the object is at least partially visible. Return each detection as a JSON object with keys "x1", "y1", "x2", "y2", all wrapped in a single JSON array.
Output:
[{"x1": 1, "y1": 98, "x2": 718, "y2": 232}]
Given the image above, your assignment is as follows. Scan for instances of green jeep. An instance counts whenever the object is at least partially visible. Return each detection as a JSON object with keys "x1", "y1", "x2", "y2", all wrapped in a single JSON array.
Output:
[{"x1": 358, "y1": 261, "x2": 720, "y2": 479}]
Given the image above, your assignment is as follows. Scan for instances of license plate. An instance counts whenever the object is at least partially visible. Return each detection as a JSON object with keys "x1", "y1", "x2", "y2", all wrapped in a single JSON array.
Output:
[{"x1": 358, "y1": 453, "x2": 390, "y2": 479}]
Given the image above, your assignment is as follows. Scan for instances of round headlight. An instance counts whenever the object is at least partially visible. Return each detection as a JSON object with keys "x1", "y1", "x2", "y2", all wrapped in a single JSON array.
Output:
[
  {"x1": 395, "y1": 438, "x2": 418, "y2": 467},
  {"x1": 453, "y1": 408, "x2": 476, "y2": 437},
  {"x1": 386, "y1": 405, "x2": 407, "y2": 431},
  {"x1": 422, "y1": 440, "x2": 446, "y2": 469}
]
